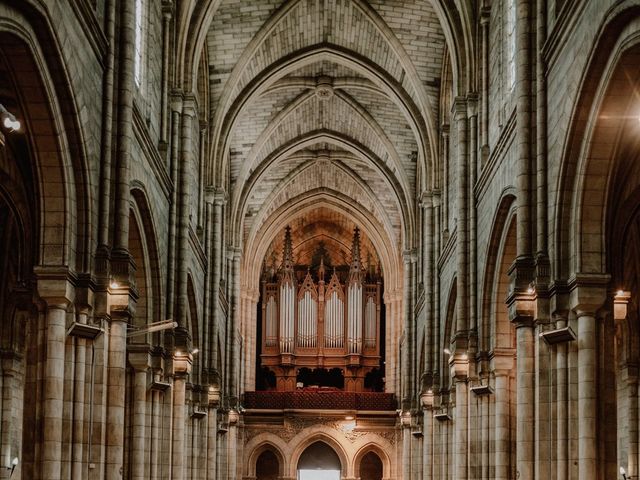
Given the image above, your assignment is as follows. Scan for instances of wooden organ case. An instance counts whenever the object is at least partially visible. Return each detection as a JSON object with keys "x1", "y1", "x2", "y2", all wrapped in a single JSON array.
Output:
[{"x1": 259, "y1": 226, "x2": 383, "y2": 392}]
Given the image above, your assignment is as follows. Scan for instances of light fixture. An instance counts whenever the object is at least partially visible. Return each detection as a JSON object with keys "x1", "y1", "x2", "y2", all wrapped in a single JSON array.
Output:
[
  {"x1": 0, "y1": 104, "x2": 21, "y2": 132},
  {"x1": 345, "y1": 415, "x2": 354, "y2": 420},
  {"x1": 617, "y1": 289, "x2": 625, "y2": 297},
  {"x1": 443, "y1": 348, "x2": 451, "y2": 356},
  {"x1": 110, "y1": 279, "x2": 119, "y2": 289},
  {"x1": 620, "y1": 466, "x2": 638, "y2": 480},
  {"x1": 191, "y1": 348, "x2": 199, "y2": 355},
  {"x1": 127, "y1": 319, "x2": 177, "y2": 338}
]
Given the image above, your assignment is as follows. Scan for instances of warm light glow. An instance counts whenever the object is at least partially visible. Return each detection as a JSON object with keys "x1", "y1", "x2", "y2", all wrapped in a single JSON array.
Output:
[
  {"x1": 621, "y1": 466, "x2": 627, "y2": 475},
  {"x1": 617, "y1": 290, "x2": 625, "y2": 297},
  {"x1": 191, "y1": 348, "x2": 199, "y2": 355},
  {"x1": 175, "y1": 350, "x2": 182, "y2": 356},
  {"x1": 110, "y1": 280, "x2": 119, "y2": 289},
  {"x1": 11, "y1": 457, "x2": 18, "y2": 466},
  {"x1": 527, "y1": 286, "x2": 535, "y2": 294},
  {"x1": 2, "y1": 116, "x2": 12, "y2": 129},
  {"x1": 345, "y1": 415, "x2": 354, "y2": 420},
  {"x1": 443, "y1": 348, "x2": 451, "y2": 355}
]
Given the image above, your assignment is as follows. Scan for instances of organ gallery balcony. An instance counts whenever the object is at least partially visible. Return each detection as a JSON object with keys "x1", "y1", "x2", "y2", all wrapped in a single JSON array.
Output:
[{"x1": 243, "y1": 389, "x2": 397, "y2": 411}]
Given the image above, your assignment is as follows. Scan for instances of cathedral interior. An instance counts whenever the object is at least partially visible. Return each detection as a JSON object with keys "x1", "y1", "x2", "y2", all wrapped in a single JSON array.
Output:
[{"x1": 1, "y1": 0, "x2": 640, "y2": 479}]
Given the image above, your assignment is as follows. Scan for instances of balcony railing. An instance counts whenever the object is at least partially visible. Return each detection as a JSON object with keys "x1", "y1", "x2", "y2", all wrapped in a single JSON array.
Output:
[{"x1": 243, "y1": 390, "x2": 397, "y2": 411}]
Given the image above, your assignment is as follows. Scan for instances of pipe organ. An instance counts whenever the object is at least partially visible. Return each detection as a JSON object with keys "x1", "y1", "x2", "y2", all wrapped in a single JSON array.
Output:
[{"x1": 259, "y1": 226, "x2": 383, "y2": 392}]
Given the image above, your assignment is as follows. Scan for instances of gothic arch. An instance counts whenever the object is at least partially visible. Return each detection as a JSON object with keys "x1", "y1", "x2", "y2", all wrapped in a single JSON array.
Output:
[
  {"x1": 245, "y1": 437, "x2": 288, "y2": 478},
  {"x1": 480, "y1": 192, "x2": 517, "y2": 352},
  {"x1": 0, "y1": 3, "x2": 90, "y2": 270},
  {"x1": 555, "y1": 2, "x2": 640, "y2": 278},
  {"x1": 288, "y1": 432, "x2": 349, "y2": 478},
  {"x1": 352, "y1": 444, "x2": 391, "y2": 480}
]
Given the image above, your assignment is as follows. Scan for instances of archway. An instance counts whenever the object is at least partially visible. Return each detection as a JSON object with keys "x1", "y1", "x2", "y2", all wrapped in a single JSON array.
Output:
[
  {"x1": 358, "y1": 451, "x2": 383, "y2": 480},
  {"x1": 297, "y1": 441, "x2": 342, "y2": 480},
  {"x1": 256, "y1": 449, "x2": 280, "y2": 480}
]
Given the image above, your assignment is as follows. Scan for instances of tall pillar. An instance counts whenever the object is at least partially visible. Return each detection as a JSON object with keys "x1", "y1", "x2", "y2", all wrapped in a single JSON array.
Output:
[
  {"x1": 172, "y1": 353, "x2": 192, "y2": 480},
  {"x1": 421, "y1": 192, "x2": 434, "y2": 382},
  {"x1": 0, "y1": 356, "x2": 18, "y2": 479},
  {"x1": 210, "y1": 190, "x2": 227, "y2": 383},
  {"x1": 490, "y1": 352, "x2": 513, "y2": 480},
  {"x1": 555, "y1": 316, "x2": 568, "y2": 480},
  {"x1": 229, "y1": 249, "x2": 242, "y2": 404},
  {"x1": 515, "y1": 321, "x2": 535, "y2": 480},
  {"x1": 570, "y1": 278, "x2": 607, "y2": 480},
  {"x1": 454, "y1": 97, "x2": 469, "y2": 343},
  {"x1": 207, "y1": 389, "x2": 219, "y2": 480},
  {"x1": 453, "y1": 378, "x2": 468, "y2": 480},
  {"x1": 129, "y1": 351, "x2": 150, "y2": 480},
  {"x1": 105, "y1": 315, "x2": 128, "y2": 480},
  {"x1": 71, "y1": 309, "x2": 89, "y2": 479},
  {"x1": 37, "y1": 274, "x2": 74, "y2": 480}
]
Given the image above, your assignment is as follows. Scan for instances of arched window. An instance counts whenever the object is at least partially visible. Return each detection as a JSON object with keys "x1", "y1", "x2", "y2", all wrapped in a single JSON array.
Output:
[
  {"x1": 134, "y1": 0, "x2": 145, "y2": 88},
  {"x1": 506, "y1": 0, "x2": 516, "y2": 92}
]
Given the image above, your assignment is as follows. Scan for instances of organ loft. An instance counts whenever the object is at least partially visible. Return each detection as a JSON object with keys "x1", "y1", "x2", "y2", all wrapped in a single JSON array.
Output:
[{"x1": 258, "y1": 226, "x2": 383, "y2": 393}]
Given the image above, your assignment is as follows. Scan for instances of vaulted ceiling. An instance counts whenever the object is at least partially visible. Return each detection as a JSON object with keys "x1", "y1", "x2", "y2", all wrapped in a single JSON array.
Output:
[{"x1": 204, "y1": 0, "x2": 447, "y2": 290}]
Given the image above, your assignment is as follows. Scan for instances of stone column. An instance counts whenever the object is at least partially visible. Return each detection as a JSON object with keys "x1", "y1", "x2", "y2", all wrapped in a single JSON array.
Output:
[
  {"x1": 105, "y1": 315, "x2": 128, "y2": 480},
  {"x1": 555, "y1": 316, "x2": 568, "y2": 480},
  {"x1": 150, "y1": 371, "x2": 161, "y2": 480},
  {"x1": 0, "y1": 356, "x2": 18, "y2": 479},
  {"x1": 491, "y1": 353, "x2": 514, "y2": 480},
  {"x1": 129, "y1": 351, "x2": 150, "y2": 480},
  {"x1": 206, "y1": 391, "x2": 218, "y2": 480},
  {"x1": 228, "y1": 249, "x2": 242, "y2": 403},
  {"x1": 210, "y1": 190, "x2": 226, "y2": 379},
  {"x1": 172, "y1": 353, "x2": 192, "y2": 480},
  {"x1": 441, "y1": 126, "x2": 450, "y2": 233},
  {"x1": 576, "y1": 310, "x2": 597, "y2": 480},
  {"x1": 516, "y1": 321, "x2": 535, "y2": 480},
  {"x1": 515, "y1": 0, "x2": 533, "y2": 256},
  {"x1": 114, "y1": 0, "x2": 136, "y2": 250},
  {"x1": 402, "y1": 251, "x2": 414, "y2": 407},
  {"x1": 227, "y1": 410, "x2": 239, "y2": 480},
  {"x1": 570, "y1": 278, "x2": 607, "y2": 480},
  {"x1": 454, "y1": 97, "x2": 469, "y2": 341},
  {"x1": 72, "y1": 310, "x2": 89, "y2": 479},
  {"x1": 451, "y1": 353, "x2": 469, "y2": 480},
  {"x1": 401, "y1": 413, "x2": 411, "y2": 480},
  {"x1": 421, "y1": 192, "x2": 434, "y2": 380},
  {"x1": 480, "y1": 7, "x2": 490, "y2": 155},
  {"x1": 422, "y1": 393, "x2": 434, "y2": 479},
  {"x1": 37, "y1": 275, "x2": 74, "y2": 480}
]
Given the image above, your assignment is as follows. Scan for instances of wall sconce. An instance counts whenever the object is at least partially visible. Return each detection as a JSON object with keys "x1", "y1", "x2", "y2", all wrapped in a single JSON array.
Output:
[
  {"x1": 0, "y1": 104, "x2": 21, "y2": 132},
  {"x1": 4, "y1": 457, "x2": 18, "y2": 477},
  {"x1": 621, "y1": 466, "x2": 637, "y2": 480}
]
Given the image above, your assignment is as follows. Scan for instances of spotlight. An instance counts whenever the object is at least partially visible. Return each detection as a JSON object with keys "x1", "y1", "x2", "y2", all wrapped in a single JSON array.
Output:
[
  {"x1": 109, "y1": 278, "x2": 119, "y2": 289},
  {"x1": 0, "y1": 104, "x2": 20, "y2": 132},
  {"x1": 191, "y1": 348, "x2": 199, "y2": 355},
  {"x1": 443, "y1": 348, "x2": 451, "y2": 356}
]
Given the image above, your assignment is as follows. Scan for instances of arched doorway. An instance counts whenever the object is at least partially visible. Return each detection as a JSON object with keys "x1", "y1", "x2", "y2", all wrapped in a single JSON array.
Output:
[
  {"x1": 256, "y1": 449, "x2": 280, "y2": 480},
  {"x1": 297, "y1": 441, "x2": 342, "y2": 480},
  {"x1": 359, "y1": 451, "x2": 383, "y2": 480}
]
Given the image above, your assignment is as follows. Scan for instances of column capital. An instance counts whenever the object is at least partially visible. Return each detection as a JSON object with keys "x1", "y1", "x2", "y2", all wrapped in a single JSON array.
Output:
[
  {"x1": 128, "y1": 346, "x2": 151, "y2": 372},
  {"x1": 452, "y1": 97, "x2": 467, "y2": 120},
  {"x1": 419, "y1": 191, "x2": 434, "y2": 208},
  {"x1": 35, "y1": 266, "x2": 76, "y2": 309},
  {"x1": 489, "y1": 348, "x2": 515, "y2": 374},
  {"x1": 568, "y1": 272, "x2": 610, "y2": 316},
  {"x1": 172, "y1": 351, "x2": 193, "y2": 376}
]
